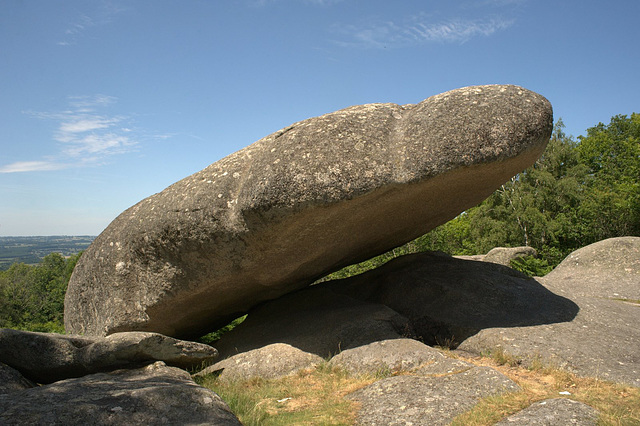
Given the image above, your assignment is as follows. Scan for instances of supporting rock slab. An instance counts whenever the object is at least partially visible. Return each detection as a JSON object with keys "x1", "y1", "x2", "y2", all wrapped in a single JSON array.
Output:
[{"x1": 213, "y1": 285, "x2": 412, "y2": 359}]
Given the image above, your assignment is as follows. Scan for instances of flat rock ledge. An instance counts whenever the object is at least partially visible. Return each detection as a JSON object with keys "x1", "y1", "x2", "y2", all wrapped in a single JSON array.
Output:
[
  {"x1": 0, "y1": 328, "x2": 218, "y2": 384},
  {"x1": 494, "y1": 398, "x2": 599, "y2": 425},
  {"x1": 65, "y1": 84, "x2": 553, "y2": 339},
  {"x1": 0, "y1": 361, "x2": 241, "y2": 426},
  {"x1": 348, "y1": 366, "x2": 520, "y2": 425}
]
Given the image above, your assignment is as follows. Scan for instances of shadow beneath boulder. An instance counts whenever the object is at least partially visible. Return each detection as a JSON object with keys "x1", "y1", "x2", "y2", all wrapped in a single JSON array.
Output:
[
  {"x1": 326, "y1": 251, "x2": 579, "y2": 347},
  {"x1": 214, "y1": 285, "x2": 413, "y2": 359},
  {"x1": 214, "y1": 251, "x2": 578, "y2": 358}
]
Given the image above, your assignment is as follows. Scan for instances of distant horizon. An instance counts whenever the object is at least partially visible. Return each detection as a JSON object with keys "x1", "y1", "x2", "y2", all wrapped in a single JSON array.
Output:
[{"x1": 0, "y1": 234, "x2": 97, "y2": 238}]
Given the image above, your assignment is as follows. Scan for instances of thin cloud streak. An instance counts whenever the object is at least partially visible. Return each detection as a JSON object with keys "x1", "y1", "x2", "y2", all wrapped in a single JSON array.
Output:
[
  {"x1": 334, "y1": 15, "x2": 514, "y2": 48},
  {"x1": 1, "y1": 96, "x2": 140, "y2": 173},
  {"x1": 56, "y1": 2, "x2": 128, "y2": 46},
  {"x1": 0, "y1": 161, "x2": 66, "y2": 174}
]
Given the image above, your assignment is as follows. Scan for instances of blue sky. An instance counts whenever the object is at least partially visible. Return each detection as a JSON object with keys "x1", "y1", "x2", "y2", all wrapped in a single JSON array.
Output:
[{"x1": 1, "y1": 0, "x2": 638, "y2": 236}]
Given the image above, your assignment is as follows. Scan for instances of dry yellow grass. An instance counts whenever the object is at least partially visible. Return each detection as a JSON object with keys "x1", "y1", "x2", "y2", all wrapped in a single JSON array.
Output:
[
  {"x1": 196, "y1": 351, "x2": 640, "y2": 425},
  {"x1": 450, "y1": 351, "x2": 640, "y2": 425}
]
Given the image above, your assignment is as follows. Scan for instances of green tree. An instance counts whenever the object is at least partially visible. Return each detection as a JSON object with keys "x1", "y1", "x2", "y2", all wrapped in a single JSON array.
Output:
[
  {"x1": 465, "y1": 119, "x2": 587, "y2": 264},
  {"x1": 576, "y1": 113, "x2": 640, "y2": 241},
  {"x1": 0, "y1": 252, "x2": 82, "y2": 332}
]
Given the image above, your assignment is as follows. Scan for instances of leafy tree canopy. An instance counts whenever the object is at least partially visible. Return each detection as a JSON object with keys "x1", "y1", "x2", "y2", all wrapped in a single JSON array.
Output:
[{"x1": 0, "y1": 252, "x2": 81, "y2": 333}]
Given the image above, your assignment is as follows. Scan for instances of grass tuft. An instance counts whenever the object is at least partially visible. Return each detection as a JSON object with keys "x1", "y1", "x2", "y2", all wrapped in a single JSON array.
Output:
[{"x1": 196, "y1": 362, "x2": 378, "y2": 425}]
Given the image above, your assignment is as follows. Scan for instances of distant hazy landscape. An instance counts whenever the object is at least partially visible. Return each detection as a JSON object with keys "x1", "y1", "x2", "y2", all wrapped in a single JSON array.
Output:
[{"x1": 0, "y1": 236, "x2": 94, "y2": 270}]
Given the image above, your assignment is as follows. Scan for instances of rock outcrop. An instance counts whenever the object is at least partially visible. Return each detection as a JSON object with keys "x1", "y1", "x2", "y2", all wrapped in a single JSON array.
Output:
[
  {"x1": 458, "y1": 237, "x2": 640, "y2": 386},
  {"x1": 328, "y1": 338, "x2": 472, "y2": 376},
  {"x1": 455, "y1": 246, "x2": 537, "y2": 266},
  {"x1": 0, "y1": 328, "x2": 217, "y2": 384},
  {"x1": 64, "y1": 85, "x2": 553, "y2": 338},
  {"x1": 197, "y1": 343, "x2": 323, "y2": 381},
  {"x1": 0, "y1": 361, "x2": 241, "y2": 425},
  {"x1": 0, "y1": 362, "x2": 35, "y2": 395},
  {"x1": 348, "y1": 366, "x2": 519, "y2": 425},
  {"x1": 325, "y1": 251, "x2": 578, "y2": 346},
  {"x1": 541, "y1": 236, "x2": 639, "y2": 299},
  {"x1": 483, "y1": 246, "x2": 537, "y2": 266},
  {"x1": 494, "y1": 398, "x2": 599, "y2": 425}
]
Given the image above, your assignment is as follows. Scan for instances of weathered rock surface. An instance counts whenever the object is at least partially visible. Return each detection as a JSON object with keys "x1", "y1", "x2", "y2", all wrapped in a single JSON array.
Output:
[
  {"x1": 542, "y1": 236, "x2": 639, "y2": 299},
  {"x1": 483, "y1": 246, "x2": 538, "y2": 266},
  {"x1": 0, "y1": 361, "x2": 241, "y2": 425},
  {"x1": 328, "y1": 338, "x2": 471, "y2": 376},
  {"x1": 458, "y1": 237, "x2": 640, "y2": 386},
  {"x1": 213, "y1": 285, "x2": 412, "y2": 359},
  {"x1": 348, "y1": 366, "x2": 519, "y2": 425},
  {"x1": 65, "y1": 84, "x2": 553, "y2": 339},
  {"x1": 196, "y1": 343, "x2": 323, "y2": 381},
  {"x1": 0, "y1": 328, "x2": 217, "y2": 384},
  {"x1": 456, "y1": 246, "x2": 537, "y2": 266},
  {"x1": 494, "y1": 398, "x2": 599, "y2": 425},
  {"x1": 325, "y1": 251, "x2": 578, "y2": 346},
  {"x1": 0, "y1": 362, "x2": 35, "y2": 395}
]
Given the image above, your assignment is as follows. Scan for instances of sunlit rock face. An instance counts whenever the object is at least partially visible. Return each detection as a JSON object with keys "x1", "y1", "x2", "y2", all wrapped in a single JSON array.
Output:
[{"x1": 64, "y1": 84, "x2": 553, "y2": 339}]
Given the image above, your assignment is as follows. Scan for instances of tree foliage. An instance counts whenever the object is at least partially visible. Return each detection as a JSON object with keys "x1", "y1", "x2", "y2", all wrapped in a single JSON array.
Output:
[
  {"x1": 576, "y1": 113, "x2": 640, "y2": 241},
  {"x1": 0, "y1": 252, "x2": 81, "y2": 332},
  {"x1": 413, "y1": 114, "x2": 639, "y2": 269}
]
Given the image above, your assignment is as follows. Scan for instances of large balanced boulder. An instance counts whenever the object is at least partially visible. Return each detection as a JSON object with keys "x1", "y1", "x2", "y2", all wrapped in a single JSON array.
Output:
[{"x1": 65, "y1": 85, "x2": 553, "y2": 338}]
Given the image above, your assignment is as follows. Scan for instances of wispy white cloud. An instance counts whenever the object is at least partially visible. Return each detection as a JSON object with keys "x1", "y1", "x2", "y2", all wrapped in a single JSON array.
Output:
[
  {"x1": 56, "y1": 2, "x2": 128, "y2": 46},
  {"x1": 1, "y1": 95, "x2": 141, "y2": 174},
  {"x1": 333, "y1": 14, "x2": 514, "y2": 48},
  {"x1": 0, "y1": 161, "x2": 66, "y2": 174}
]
